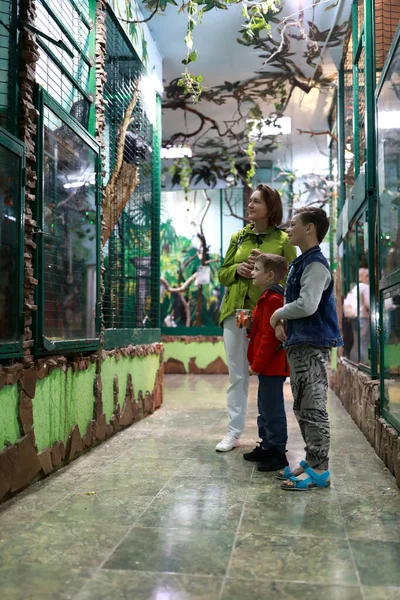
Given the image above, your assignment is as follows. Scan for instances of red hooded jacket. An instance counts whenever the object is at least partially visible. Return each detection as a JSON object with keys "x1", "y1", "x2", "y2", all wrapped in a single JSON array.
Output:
[{"x1": 247, "y1": 285, "x2": 289, "y2": 377}]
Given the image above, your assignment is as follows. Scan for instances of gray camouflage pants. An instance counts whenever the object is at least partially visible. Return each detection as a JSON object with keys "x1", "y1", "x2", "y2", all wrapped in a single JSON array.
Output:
[{"x1": 286, "y1": 344, "x2": 330, "y2": 470}]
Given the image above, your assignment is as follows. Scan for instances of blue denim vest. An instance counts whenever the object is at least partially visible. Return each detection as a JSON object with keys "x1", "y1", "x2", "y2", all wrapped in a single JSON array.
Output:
[{"x1": 285, "y1": 246, "x2": 343, "y2": 349}]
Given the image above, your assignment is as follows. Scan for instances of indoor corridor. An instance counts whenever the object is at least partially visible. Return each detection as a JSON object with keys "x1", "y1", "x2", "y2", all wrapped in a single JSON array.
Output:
[{"x1": 0, "y1": 375, "x2": 399, "y2": 600}]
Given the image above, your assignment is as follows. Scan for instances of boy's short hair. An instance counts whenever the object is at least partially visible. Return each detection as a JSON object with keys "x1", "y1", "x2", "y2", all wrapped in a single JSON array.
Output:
[
  {"x1": 295, "y1": 207, "x2": 330, "y2": 243},
  {"x1": 255, "y1": 253, "x2": 288, "y2": 283}
]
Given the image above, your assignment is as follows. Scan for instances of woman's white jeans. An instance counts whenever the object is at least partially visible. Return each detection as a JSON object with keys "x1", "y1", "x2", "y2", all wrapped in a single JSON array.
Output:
[{"x1": 223, "y1": 315, "x2": 250, "y2": 437}]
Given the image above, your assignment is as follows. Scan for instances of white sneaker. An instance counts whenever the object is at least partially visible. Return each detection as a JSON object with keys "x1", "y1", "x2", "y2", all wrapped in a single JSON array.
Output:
[{"x1": 215, "y1": 433, "x2": 240, "y2": 452}]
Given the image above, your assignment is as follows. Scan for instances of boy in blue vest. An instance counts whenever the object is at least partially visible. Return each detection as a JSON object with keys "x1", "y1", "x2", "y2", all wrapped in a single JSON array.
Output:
[{"x1": 270, "y1": 207, "x2": 343, "y2": 491}]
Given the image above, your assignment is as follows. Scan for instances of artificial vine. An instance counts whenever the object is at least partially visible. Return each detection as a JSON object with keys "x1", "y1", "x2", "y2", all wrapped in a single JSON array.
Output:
[
  {"x1": 178, "y1": 0, "x2": 205, "y2": 102},
  {"x1": 169, "y1": 155, "x2": 193, "y2": 200}
]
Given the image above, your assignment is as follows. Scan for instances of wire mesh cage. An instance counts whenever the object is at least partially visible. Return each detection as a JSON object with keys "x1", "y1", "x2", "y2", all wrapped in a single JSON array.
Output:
[
  {"x1": 343, "y1": 33, "x2": 354, "y2": 193},
  {"x1": 103, "y1": 10, "x2": 155, "y2": 330},
  {"x1": 357, "y1": 46, "x2": 366, "y2": 171},
  {"x1": 375, "y1": 0, "x2": 400, "y2": 76},
  {"x1": 35, "y1": 0, "x2": 92, "y2": 129},
  {"x1": 0, "y1": 0, "x2": 18, "y2": 132}
]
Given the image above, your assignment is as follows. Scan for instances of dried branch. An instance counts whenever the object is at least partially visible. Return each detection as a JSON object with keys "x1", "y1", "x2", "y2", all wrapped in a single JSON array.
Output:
[
  {"x1": 223, "y1": 189, "x2": 250, "y2": 223},
  {"x1": 119, "y1": 0, "x2": 160, "y2": 24},
  {"x1": 160, "y1": 273, "x2": 197, "y2": 293},
  {"x1": 297, "y1": 128, "x2": 338, "y2": 142}
]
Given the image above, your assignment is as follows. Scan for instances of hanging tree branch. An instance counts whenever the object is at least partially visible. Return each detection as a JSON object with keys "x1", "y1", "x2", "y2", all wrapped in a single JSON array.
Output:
[
  {"x1": 297, "y1": 128, "x2": 338, "y2": 142},
  {"x1": 119, "y1": 0, "x2": 161, "y2": 24}
]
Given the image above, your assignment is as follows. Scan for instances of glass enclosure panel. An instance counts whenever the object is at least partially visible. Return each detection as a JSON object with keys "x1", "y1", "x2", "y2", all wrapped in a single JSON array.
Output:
[
  {"x1": 342, "y1": 227, "x2": 358, "y2": 361},
  {"x1": 43, "y1": 106, "x2": 97, "y2": 340},
  {"x1": 382, "y1": 285, "x2": 400, "y2": 429},
  {"x1": 377, "y1": 35, "x2": 400, "y2": 280},
  {"x1": 0, "y1": 142, "x2": 20, "y2": 343},
  {"x1": 357, "y1": 215, "x2": 370, "y2": 366}
]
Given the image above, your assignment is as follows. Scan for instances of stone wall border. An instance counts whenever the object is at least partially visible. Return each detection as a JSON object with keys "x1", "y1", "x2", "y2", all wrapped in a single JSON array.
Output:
[{"x1": 331, "y1": 358, "x2": 400, "y2": 489}]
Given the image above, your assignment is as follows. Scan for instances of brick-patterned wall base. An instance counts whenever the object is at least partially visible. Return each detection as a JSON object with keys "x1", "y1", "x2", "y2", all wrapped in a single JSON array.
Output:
[
  {"x1": 0, "y1": 343, "x2": 164, "y2": 502},
  {"x1": 331, "y1": 359, "x2": 400, "y2": 488}
]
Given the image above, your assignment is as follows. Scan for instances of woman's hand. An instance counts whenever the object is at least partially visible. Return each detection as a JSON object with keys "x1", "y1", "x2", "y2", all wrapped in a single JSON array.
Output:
[{"x1": 236, "y1": 262, "x2": 253, "y2": 279}]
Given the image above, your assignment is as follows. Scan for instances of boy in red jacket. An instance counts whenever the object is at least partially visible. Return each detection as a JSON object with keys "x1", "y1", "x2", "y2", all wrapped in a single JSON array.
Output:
[{"x1": 244, "y1": 253, "x2": 290, "y2": 472}]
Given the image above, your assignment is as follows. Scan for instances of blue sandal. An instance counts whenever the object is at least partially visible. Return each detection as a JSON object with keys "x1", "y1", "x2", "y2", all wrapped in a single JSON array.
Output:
[
  {"x1": 280, "y1": 461, "x2": 331, "y2": 491},
  {"x1": 275, "y1": 461, "x2": 310, "y2": 481}
]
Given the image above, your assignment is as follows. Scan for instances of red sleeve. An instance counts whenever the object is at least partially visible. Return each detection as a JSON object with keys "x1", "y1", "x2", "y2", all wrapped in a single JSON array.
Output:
[{"x1": 250, "y1": 295, "x2": 283, "y2": 374}]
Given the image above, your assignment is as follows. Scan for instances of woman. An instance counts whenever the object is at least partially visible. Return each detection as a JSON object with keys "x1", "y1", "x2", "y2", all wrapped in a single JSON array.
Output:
[{"x1": 216, "y1": 184, "x2": 296, "y2": 452}]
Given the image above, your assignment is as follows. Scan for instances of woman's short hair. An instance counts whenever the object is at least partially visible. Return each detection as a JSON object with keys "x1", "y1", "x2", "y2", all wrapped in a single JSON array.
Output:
[{"x1": 255, "y1": 184, "x2": 283, "y2": 227}]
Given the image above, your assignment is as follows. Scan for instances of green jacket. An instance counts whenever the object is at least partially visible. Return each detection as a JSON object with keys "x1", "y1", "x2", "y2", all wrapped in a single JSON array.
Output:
[{"x1": 218, "y1": 224, "x2": 297, "y2": 324}]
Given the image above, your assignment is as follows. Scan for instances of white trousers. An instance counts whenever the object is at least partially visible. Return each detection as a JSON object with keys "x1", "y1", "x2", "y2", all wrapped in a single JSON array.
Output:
[{"x1": 223, "y1": 315, "x2": 250, "y2": 437}]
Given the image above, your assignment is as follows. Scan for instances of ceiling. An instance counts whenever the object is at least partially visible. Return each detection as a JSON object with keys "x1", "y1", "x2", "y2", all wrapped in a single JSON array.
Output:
[{"x1": 141, "y1": 0, "x2": 352, "y2": 186}]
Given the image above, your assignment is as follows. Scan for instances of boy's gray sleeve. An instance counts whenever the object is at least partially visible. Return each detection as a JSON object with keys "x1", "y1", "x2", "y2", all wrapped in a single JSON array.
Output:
[{"x1": 275, "y1": 263, "x2": 331, "y2": 320}]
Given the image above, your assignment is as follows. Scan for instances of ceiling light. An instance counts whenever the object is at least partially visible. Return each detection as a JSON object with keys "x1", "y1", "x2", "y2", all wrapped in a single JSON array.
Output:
[
  {"x1": 248, "y1": 117, "x2": 292, "y2": 139},
  {"x1": 161, "y1": 146, "x2": 193, "y2": 159}
]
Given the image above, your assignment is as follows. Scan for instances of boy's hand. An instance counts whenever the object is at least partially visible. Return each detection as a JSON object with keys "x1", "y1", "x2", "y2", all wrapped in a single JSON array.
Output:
[
  {"x1": 270, "y1": 311, "x2": 281, "y2": 329},
  {"x1": 243, "y1": 315, "x2": 252, "y2": 329},
  {"x1": 275, "y1": 323, "x2": 287, "y2": 343},
  {"x1": 248, "y1": 366, "x2": 259, "y2": 376}
]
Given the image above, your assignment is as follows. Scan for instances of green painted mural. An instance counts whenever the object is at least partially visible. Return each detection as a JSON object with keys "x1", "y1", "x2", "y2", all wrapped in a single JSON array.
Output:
[
  {"x1": 162, "y1": 336, "x2": 228, "y2": 374},
  {"x1": 33, "y1": 364, "x2": 97, "y2": 453},
  {"x1": 102, "y1": 353, "x2": 161, "y2": 422},
  {"x1": 0, "y1": 385, "x2": 20, "y2": 450}
]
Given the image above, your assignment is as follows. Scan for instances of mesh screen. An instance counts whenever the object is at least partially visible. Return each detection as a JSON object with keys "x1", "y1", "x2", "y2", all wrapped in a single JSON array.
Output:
[
  {"x1": 375, "y1": 0, "x2": 400, "y2": 76},
  {"x1": 357, "y1": 46, "x2": 366, "y2": 170},
  {"x1": 343, "y1": 34, "x2": 354, "y2": 194},
  {"x1": 103, "y1": 11, "x2": 155, "y2": 330},
  {"x1": 35, "y1": 0, "x2": 91, "y2": 128}
]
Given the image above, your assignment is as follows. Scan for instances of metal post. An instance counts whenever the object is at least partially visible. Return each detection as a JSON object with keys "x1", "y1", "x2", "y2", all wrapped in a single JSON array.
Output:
[
  {"x1": 150, "y1": 94, "x2": 162, "y2": 329},
  {"x1": 364, "y1": 0, "x2": 378, "y2": 377},
  {"x1": 338, "y1": 66, "x2": 346, "y2": 211}
]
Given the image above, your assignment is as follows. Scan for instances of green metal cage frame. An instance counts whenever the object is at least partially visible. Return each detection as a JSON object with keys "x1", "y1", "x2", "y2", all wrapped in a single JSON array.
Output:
[
  {"x1": 0, "y1": 127, "x2": 26, "y2": 359},
  {"x1": 101, "y1": 8, "x2": 162, "y2": 346},
  {"x1": 376, "y1": 22, "x2": 400, "y2": 432},
  {"x1": 33, "y1": 86, "x2": 102, "y2": 355}
]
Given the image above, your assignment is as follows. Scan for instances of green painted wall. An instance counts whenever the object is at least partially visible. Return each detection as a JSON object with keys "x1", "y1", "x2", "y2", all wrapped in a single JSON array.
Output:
[
  {"x1": 0, "y1": 385, "x2": 20, "y2": 450},
  {"x1": 101, "y1": 354, "x2": 161, "y2": 422},
  {"x1": 163, "y1": 340, "x2": 227, "y2": 372},
  {"x1": 33, "y1": 363, "x2": 96, "y2": 452}
]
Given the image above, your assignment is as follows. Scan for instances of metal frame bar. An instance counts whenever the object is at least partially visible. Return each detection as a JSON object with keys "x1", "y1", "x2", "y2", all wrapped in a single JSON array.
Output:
[
  {"x1": 0, "y1": 127, "x2": 25, "y2": 359},
  {"x1": 150, "y1": 94, "x2": 162, "y2": 329},
  {"x1": 352, "y1": 1, "x2": 360, "y2": 179},
  {"x1": 338, "y1": 65, "x2": 346, "y2": 212},
  {"x1": 364, "y1": 0, "x2": 378, "y2": 378},
  {"x1": 33, "y1": 86, "x2": 101, "y2": 355}
]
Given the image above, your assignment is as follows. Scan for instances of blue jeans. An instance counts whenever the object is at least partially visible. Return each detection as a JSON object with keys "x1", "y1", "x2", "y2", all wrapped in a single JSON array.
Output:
[{"x1": 257, "y1": 375, "x2": 287, "y2": 453}]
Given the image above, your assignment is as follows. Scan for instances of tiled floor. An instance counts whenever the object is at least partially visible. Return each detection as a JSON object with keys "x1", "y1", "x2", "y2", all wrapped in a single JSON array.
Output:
[{"x1": 0, "y1": 374, "x2": 400, "y2": 599}]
